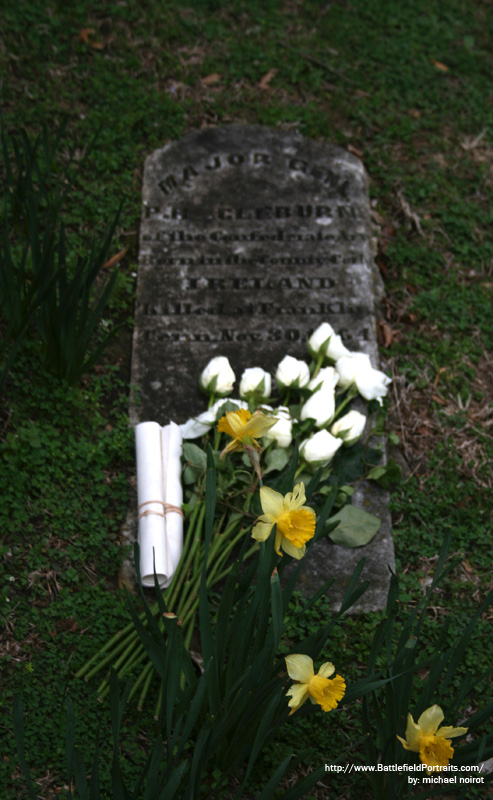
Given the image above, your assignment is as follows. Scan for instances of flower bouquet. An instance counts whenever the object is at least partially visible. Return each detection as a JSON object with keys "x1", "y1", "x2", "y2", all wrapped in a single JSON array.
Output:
[{"x1": 77, "y1": 321, "x2": 396, "y2": 711}]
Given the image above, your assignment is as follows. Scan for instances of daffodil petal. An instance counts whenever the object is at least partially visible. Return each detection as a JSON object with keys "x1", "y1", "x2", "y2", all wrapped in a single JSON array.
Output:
[
  {"x1": 287, "y1": 684, "x2": 309, "y2": 714},
  {"x1": 318, "y1": 662, "x2": 335, "y2": 678},
  {"x1": 282, "y1": 539, "x2": 306, "y2": 559},
  {"x1": 396, "y1": 734, "x2": 413, "y2": 752},
  {"x1": 289, "y1": 482, "x2": 307, "y2": 510},
  {"x1": 417, "y1": 705, "x2": 444, "y2": 735},
  {"x1": 404, "y1": 713, "x2": 422, "y2": 749},
  {"x1": 242, "y1": 413, "x2": 277, "y2": 438},
  {"x1": 260, "y1": 486, "x2": 284, "y2": 517},
  {"x1": 274, "y1": 527, "x2": 283, "y2": 556},
  {"x1": 285, "y1": 654, "x2": 314, "y2": 682},
  {"x1": 436, "y1": 726, "x2": 468, "y2": 739},
  {"x1": 252, "y1": 520, "x2": 274, "y2": 542},
  {"x1": 221, "y1": 439, "x2": 243, "y2": 456}
]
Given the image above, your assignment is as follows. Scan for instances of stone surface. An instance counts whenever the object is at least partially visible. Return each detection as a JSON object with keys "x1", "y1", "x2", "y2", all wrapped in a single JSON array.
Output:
[{"x1": 130, "y1": 125, "x2": 394, "y2": 612}]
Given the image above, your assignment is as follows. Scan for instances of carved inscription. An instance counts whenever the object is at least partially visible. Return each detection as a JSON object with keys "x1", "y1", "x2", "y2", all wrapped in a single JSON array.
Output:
[
  {"x1": 133, "y1": 125, "x2": 380, "y2": 423},
  {"x1": 156, "y1": 151, "x2": 351, "y2": 199}
]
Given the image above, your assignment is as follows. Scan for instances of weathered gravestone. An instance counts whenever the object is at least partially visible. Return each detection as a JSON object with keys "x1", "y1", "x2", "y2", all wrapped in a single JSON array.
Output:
[{"x1": 129, "y1": 125, "x2": 394, "y2": 612}]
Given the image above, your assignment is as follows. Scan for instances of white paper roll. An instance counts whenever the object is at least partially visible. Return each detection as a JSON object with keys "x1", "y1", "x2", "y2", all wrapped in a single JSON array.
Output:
[
  {"x1": 161, "y1": 422, "x2": 184, "y2": 588},
  {"x1": 135, "y1": 422, "x2": 173, "y2": 588}
]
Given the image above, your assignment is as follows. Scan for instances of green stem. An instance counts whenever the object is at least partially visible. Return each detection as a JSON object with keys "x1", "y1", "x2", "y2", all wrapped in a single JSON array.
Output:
[
  {"x1": 174, "y1": 521, "x2": 245, "y2": 623},
  {"x1": 153, "y1": 683, "x2": 163, "y2": 719},
  {"x1": 331, "y1": 386, "x2": 358, "y2": 423},
  {"x1": 212, "y1": 543, "x2": 259, "y2": 583},
  {"x1": 294, "y1": 463, "x2": 306, "y2": 479},
  {"x1": 136, "y1": 661, "x2": 156, "y2": 709},
  {"x1": 214, "y1": 428, "x2": 221, "y2": 451},
  {"x1": 166, "y1": 502, "x2": 205, "y2": 610},
  {"x1": 74, "y1": 614, "x2": 148, "y2": 679},
  {"x1": 81, "y1": 628, "x2": 139, "y2": 681},
  {"x1": 310, "y1": 352, "x2": 325, "y2": 380},
  {"x1": 96, "y1": 640, "x2": 147, "y2": 696}
]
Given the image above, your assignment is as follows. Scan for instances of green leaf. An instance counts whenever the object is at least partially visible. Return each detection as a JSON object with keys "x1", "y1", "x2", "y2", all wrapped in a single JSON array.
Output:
[
  {"x1": 263, "y1": 447, "x2": 290, "y2": 475},
  {"x1": 328, "y1": 505, "x2": 381, "y2": 547},
  {"x1": 183, "y1": 464, "x2": 203, "y2": 485},
  {"x1": 270, "y1": 570, "x2": 283, "y2": 649},
  {"x1": 366, "y1": 460, "x2": 401, "y2": 488},
  {"x1": 182, "y1": 442, "x2": 207, "y2": 471},
  {"x1": 330, "y1": 442, "x2": 380, "y2": 483},
  {"x1": 12, "y1": 697, "x2": 38, "y2": 800}
]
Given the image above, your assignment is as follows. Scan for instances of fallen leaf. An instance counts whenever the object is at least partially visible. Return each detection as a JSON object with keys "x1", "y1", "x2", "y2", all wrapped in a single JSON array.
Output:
[
  {"x1": 433, "y1": 366, "x2": 446, "y2": 388},
  {"x1": 431, "y1": 60, "x2": 449, "y2": 72},
  {"x1": 91, "y1": 41, "x2": 104, "y2": 50},
  {"x1": 460, "y1": 130, "x2": 486, "y2": 150},
  {"x1": 431, "y1": 395, "x2": 447, "y2": 405},
  {"x1": 258, "y1": 68, "x2": 278, "y2": 89},
  {"x1": 79, "y1": 28, "x2": 95, "y2": 43},
  {"x1": 347, "y1": 143, "x2": 364, "y2": 160},
  {"x1": 202, "y1": 73, "x2": 221, "y2": 86},
  {"x1": 377, "y1": 320, "x2": 393, "y2": 347},
  {"x1": 104, "y1": 247, "x2": 129, "y2": 269}
]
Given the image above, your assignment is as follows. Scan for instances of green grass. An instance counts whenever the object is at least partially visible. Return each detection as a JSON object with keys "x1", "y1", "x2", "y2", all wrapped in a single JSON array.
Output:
[{"x1": 1, "y1": 0, "x2": 492, "y2": 797}]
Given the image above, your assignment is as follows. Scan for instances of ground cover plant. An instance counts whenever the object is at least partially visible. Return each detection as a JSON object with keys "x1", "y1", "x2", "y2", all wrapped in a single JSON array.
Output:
[{"x1": 1, "y1": 0, "x2": 492, "y2": 797}]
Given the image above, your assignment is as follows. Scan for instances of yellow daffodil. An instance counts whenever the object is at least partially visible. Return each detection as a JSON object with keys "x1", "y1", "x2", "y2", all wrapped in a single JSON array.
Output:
[
  {"x1": 285, "y1": 654, "x2": 346, "y2": 715},
  {"x1": 252, "y1": 483, "x2": 316, "y2": 559},
  {"x1": 397, "y1": 705, "x2": 468, "y2": 772},
  {"x1": 217, "y1": 408, "x2": 276, "y2": 457}
]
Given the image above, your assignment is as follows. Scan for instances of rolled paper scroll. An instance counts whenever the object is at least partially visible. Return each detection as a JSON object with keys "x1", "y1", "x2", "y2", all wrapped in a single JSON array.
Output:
[
  {"x1": 160, "y1": 422, "x2": 184, "y2": 588},
  {"x1": 135, "y1": 422, "x2": 173, "y2": 588}
]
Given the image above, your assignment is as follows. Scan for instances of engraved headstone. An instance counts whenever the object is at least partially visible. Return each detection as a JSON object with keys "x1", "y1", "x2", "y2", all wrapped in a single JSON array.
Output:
[{"x1": 130, "y1": 126, "x2": 394, "y2": 611}]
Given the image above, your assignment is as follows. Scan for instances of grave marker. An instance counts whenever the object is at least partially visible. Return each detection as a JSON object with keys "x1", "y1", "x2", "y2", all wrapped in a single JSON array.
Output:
[{"x1": 130, "y1": 126, "x2": 394, "y2": 611}]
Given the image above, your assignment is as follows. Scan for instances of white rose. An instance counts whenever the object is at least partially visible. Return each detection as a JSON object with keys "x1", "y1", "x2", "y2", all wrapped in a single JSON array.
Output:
[
  {"x1": 239, "y1": 367, "x2": 272, "y2": 400},
  {"x1": 336, "y1": 353, "x2": 391, "y2": 404},
  {"x1": 300, "y1": 386, "x2": 335, "y2": 428},
  {"x1": 181, "y1": 398, "x2": 247, "y2": 439},
  {"x1": 330, "y1": 410, "x2": 367, "y2": 445},
  {"x1": 308, "y1": 322, "x2": 351, "y2": 360},
  {"x1": 325, "y1": 333, "x2": 351, "y2": 361},
  {"x1": 275, "y1": 355, "x2": 310, "y2": 389},
  {"x1": 263, "y1": 406, "x2": 293, "y2": 448},
  {"x1": 336, "y1": 353, "x2": 372, "y2": 388},
  {"x1": 300, "y1": 430, "x2": 343, "y2": 466},
  {"x1": 307, "y1": 366, "x2": 339, "y2": 394},
  {"x1": 199, "y1": 356, "x2": 235, "y2": 396}
]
